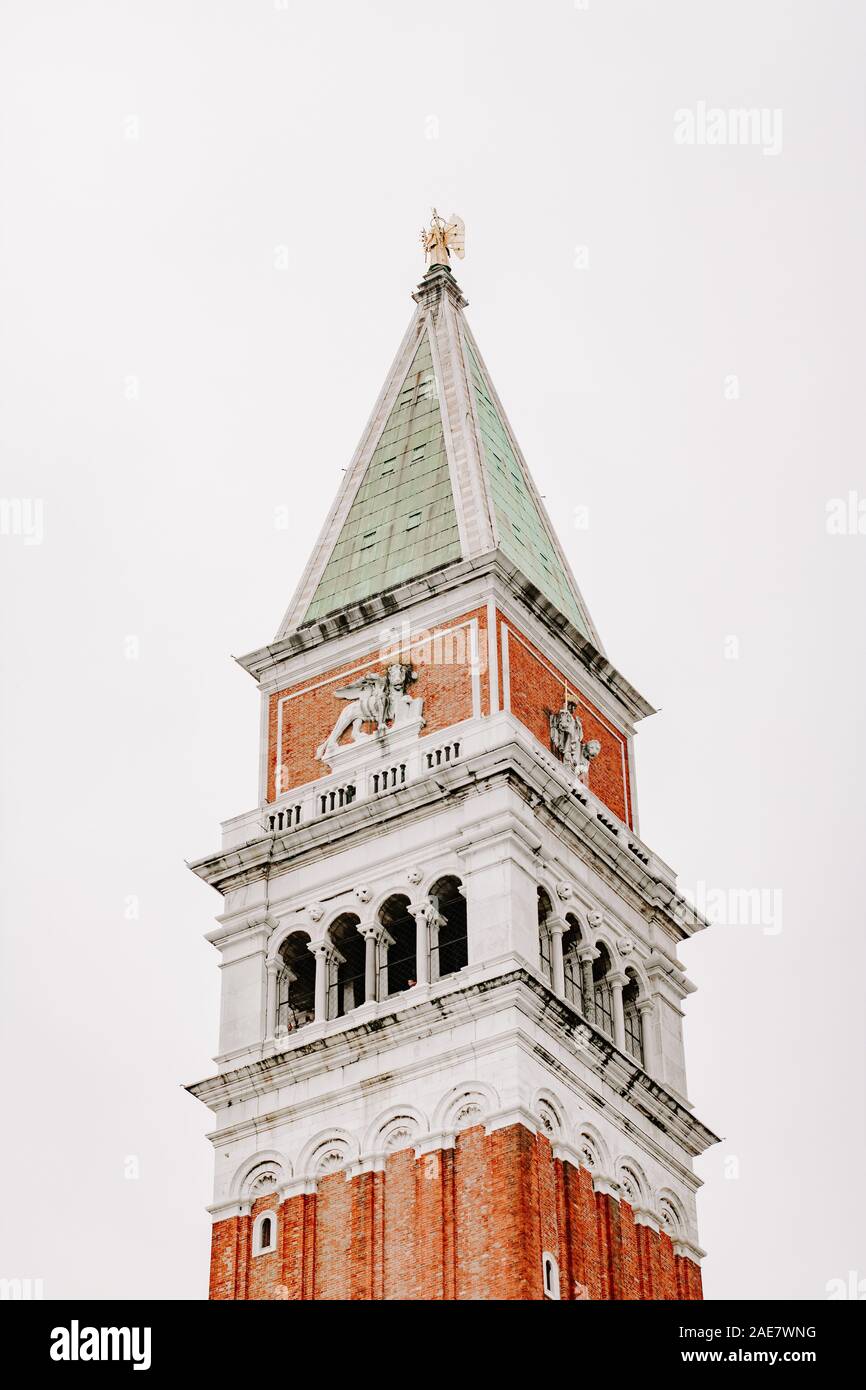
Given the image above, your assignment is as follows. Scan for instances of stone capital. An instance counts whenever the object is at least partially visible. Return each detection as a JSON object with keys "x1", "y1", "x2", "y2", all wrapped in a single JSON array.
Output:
[
  {"x1": 308, "y1": 941, "x2": 341, "y2": 964},
  {"x1": 546, "y1": 915, "x2": 569, "y2": 938},
  {"x1": 359, "y1": 922, "x2": 387, "y2": 943},
  {"x1": 409, "y1": 898, "x2": 445, "y2": 928}
]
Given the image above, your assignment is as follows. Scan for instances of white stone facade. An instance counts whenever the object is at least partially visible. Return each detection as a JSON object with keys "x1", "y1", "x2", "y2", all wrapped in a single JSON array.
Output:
[{"x1": 188, "y1": 573, "x2": 717, "y2": 1260}]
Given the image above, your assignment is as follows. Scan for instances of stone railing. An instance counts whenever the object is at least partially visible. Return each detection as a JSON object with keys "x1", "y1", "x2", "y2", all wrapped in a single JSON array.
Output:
[{"x1": 219, "y1": 714, "x2": 676, "y2": 892}]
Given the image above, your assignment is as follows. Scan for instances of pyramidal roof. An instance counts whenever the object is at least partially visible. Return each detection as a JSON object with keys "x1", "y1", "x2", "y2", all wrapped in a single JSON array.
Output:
[{"x1": 278, "y1": 263, "x2": 601, "y2": 648}]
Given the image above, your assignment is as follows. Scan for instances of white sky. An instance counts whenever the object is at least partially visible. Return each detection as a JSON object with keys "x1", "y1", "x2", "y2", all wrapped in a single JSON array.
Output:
[{"x1": 1, "y1": 0, "x2": 864, "y2": 1300}]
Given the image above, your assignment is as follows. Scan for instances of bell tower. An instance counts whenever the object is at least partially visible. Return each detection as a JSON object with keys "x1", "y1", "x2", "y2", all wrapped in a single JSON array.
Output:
[{"x1": 187, "y1": 220, "x2": 718, "y2": 1301}]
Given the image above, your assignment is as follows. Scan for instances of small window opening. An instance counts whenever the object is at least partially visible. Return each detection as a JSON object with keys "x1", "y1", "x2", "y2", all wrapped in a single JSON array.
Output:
[
  {"x1": 254, "y1": 1213, "x2": 276, "y2": 1256},
  {"x1": 542, "y1": 1251, "x2": 560, "y2": 1300}
]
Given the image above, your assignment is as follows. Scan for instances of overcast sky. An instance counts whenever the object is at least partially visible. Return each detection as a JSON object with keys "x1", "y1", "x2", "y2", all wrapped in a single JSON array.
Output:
[{"x1": 1, "y1": 0, "x2": 864, "y2": 1300}]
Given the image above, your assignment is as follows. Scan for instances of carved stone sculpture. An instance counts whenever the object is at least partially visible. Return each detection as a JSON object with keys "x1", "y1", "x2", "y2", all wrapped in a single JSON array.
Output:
[
  {"x1": 316, "y1": 663, "x2": 422, "y2": 760},
  {"x1": 548, "y1": 699, "x2": 601, "y2": 785}
]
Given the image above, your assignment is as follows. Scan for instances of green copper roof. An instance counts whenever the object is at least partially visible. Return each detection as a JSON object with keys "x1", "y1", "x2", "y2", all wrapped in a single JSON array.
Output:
[
  {"x1": 465, "y1": 339, "x2": 591, "y2": 638},
  {"x1": 303, "y1": 332, "x2": 461, "y2": 624}
]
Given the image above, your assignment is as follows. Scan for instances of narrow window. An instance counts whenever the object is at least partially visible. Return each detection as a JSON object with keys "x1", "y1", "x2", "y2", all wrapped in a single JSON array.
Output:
[
  {"x1": 623, "y1": 974, "x2": 644, "y2": 1066},
  {"x1": 406, "y1": 511, "x2": 422, "y2": 530},
  {"x1": 253, "y1": 1212, "x2": 277, "y2": 1256},
  {"x1": 542, "y1": 1252, "x2": 560, "y2": 1300},
  {"x1": 360, "y1": 530, "x2": 377, "y2": 552}
]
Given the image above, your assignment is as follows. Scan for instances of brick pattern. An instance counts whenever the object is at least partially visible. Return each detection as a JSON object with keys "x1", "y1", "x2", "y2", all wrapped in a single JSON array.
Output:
[
  {"x1": 266, "y1": 607, "x2": 490, "y2": 800},
  {"x1": 209, "y1": 1124, "x2": 702, "y2": 1301},
  {"x1": 499, "y1": 613, "x2": 633, "y2": 827}
]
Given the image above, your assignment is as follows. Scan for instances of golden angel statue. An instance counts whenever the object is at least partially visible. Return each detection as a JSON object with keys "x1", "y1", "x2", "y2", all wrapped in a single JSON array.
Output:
[{"x1": 420, "y1": 209, "x2": 466, "y2": 267}]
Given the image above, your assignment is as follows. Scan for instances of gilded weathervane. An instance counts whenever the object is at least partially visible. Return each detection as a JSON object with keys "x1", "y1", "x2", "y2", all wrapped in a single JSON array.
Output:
[{"x1": 420, "y1": 208, "x2": 466, "y2": 267}]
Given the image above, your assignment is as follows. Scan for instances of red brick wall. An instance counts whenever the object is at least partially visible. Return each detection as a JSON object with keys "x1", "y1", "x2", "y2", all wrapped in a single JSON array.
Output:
[
  {"x1": 267, "y1": 607, "x2": 490, "y2": 800},
  {"x1": 209, "y1": 1124, "x2": 702, "y2": 1301},
  {"x1": 499, "y1": 613, "x2": 633, "y2": 827},
  {"x1": 264, "y1": 606, "x2": 633, "y2": 828}
]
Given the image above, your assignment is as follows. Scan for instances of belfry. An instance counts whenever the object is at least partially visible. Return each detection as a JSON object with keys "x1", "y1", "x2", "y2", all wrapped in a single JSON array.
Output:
[{"x1": 187, "y1": 215, "x2": 718, "y2": 1301}]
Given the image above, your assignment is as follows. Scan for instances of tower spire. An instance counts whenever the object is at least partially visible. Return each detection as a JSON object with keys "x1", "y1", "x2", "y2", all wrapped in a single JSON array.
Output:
[
  {"x1": 188, "y1": 225, "x2": 717, "y2": 1304},
  {"x1": 277, "y1": 223, "x2": 601, "y2": 649}
]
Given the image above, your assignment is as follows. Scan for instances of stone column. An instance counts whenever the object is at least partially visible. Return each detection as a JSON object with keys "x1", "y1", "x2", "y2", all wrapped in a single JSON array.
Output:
[
  {"x1": 409, "y1": 900, "x2": 431, "y2": 986},
  {"x1": 427, "y1": 904, "x2": 447, "y2": 983},
  {"x1": 638, "y1": 999, "x2": 656, "y2": 1075},
  {"x1": 377, "y1": 929, "x2": 395, "y2": 1000},
  {"x1": 548, "y1": 917, "x2": 567, "y2": 998},
  {"x1": 310, "y1": 942, "x2": 332, "y2": 1023},
  {"x1": 577, "y1": 946, "x2": 597, "y2": 1023},
  {"x1": 609, "y1": 971, "x2": 628, "y2": 1051},
  {"x1": 360, "y1": 924, "x2": 383, "y2": 1004},
  {"x1": 265, "y1": 959, "x2": 280, "y2": 1039}
]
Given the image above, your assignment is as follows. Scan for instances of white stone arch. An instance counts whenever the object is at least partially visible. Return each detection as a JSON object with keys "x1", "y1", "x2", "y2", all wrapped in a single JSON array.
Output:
[
  {"x1": 574, "y1": 1121, "x2": 612, "y2": 1176},
  {"x1": 615, "y1": 1155, "x2": 650, "y2": 1208},
  {"x1": 532, "y1": 1087, "x2": 566, "y2": 1140},
  {"x1": 230, "y1": 1150, "x2": 290, "y2": 1199},
  {"x1": 322, "y1": 902, "x2": 362, "y2": 940},
  {"x1": 565, "y1": 893, "x2": 595, "y2": 932},
  {"x1": 656, "y1": 1188, "x2": 686, "y2": 1240},
  {"x1": 363, "y1": 1103, "x2": 428, "y2": 1156},
  {"x1": 296, "y1": 1127, "x2": 359, "y2": 1179},
  {"x1": 621, "y1": 957, "x2": 651, "y2": 999},
  {"x1": 535, "y1": 872, "x2": 562, "y2": 921},
  {"x1": 433, "y1": 1079, "x2": 500, "y2": 1133},
  {"x1": 560, "y1": 899, "x2": 590, "y2": 943},
  {"x1": 589, "y1": 925, "x2": 621, "y2": 969},
  {"x1": 267, "y1": 917, "x2": 316, "y2": 964},
  {"x1": 370, "y1": 883, "x2": 413, "y2": 926},
  {"x1": 421, "y1": 862, "x2": 465, "y2": 902},
  {"x1": 535, "y1": 878, "x2": 563, "y2": 985}
]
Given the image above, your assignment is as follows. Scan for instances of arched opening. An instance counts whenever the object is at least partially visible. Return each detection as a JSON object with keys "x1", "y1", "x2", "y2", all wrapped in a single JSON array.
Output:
[
  {"x1": 537, "y1": 888, "x2": 554, "y2": 984},
  {"x1": 252, "y1": 1210, "x2": 277, "y2": 1256},
  {"x1": 592, "y1": 943, "x2": 614, "y2": 1038},
  {"x1": 276, "y1": 931, "x2": 315, "y2": 1033},
  {"x1": 328, "y1": 914, "x2": 366, "y2": 1018},
  {"x1": 562, "y1": 913, "x2": 583, "y2": 1009},
  {"x1": 379, "y1": 893, "x2": 416, "y2": 996},
  {"x1": 429, "y1": 875, "x2": 467, "y2": 979},
  {"x1": 623, "y1": 969, "x2": 644, "y2": 1065},
  {"x1": 542, "y1": 1251, "x2": 561, "y2": 1300}
]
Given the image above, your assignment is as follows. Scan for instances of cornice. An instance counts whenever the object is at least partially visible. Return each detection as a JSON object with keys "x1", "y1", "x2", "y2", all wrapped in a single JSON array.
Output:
[
  {"x1": 185, "y1": 968, "x2": 720, "y2": 1160},
  {"x1": 188, "y1": 736, "x2": 705, "y2": 946},
  {"x1": 236, "y1": 552, "x2": 654, "y2": 724}
]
